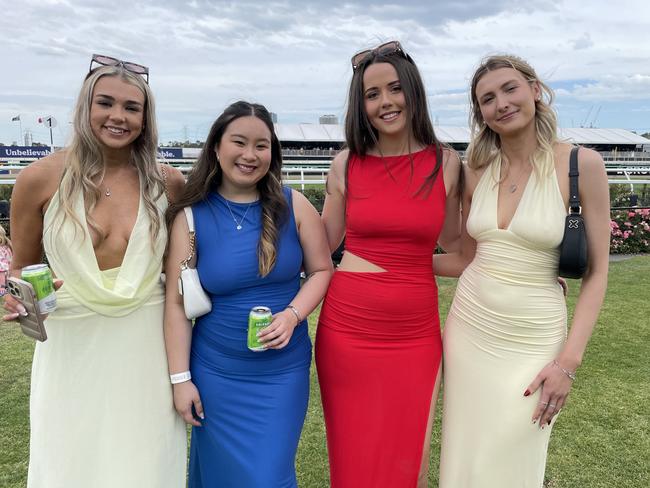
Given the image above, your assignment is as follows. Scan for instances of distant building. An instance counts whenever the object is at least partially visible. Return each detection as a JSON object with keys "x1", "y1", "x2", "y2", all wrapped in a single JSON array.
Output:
[
  {"x1": 270, "y1": 112, "x2": 278, "y2": 123},
  {"x1": 319, "y1": 115, "x2": 338, "y2": 125}
]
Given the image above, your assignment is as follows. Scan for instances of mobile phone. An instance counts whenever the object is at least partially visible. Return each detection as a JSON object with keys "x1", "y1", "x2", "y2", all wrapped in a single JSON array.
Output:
[{"x1": 7, "y1": 277, "x2": 48, "y2": 342}]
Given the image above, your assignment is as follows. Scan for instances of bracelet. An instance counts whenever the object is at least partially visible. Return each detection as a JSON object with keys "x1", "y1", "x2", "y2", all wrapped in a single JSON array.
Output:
[
  {"x1": 170, "y1": 371, "x2": 192, "y2": 384},
  {"x1": 286, "y1": 305, "x2": 302, "y2": 324},
  {"x1": 553, "y1": 360, "x2": 577, "y2": 381}
]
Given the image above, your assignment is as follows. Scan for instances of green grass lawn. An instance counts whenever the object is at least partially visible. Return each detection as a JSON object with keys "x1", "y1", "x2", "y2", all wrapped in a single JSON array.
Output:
[{"x1": 1, "y1": 257, "x2": 649, "y2": 487}]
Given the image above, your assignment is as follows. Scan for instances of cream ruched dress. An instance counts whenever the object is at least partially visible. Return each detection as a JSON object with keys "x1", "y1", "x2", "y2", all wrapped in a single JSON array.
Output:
[
  {"x1": 439, "y1": 159, "x2": 568, "y2": 488},
  {"x1": 26, "y1": 189, "x2": 186, "y2": 488}
]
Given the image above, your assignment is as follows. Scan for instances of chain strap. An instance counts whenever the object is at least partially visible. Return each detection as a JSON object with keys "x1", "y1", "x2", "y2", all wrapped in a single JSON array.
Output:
[
  {"x1": 160, "y1": 164, "x2": 171, "y2": 202},
  {"x1": 180, "y1": 230, "x2": 196, "y2": 270}
]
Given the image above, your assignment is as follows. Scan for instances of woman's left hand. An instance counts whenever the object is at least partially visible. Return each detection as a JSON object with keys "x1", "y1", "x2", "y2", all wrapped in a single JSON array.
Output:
[
  {"x1": 257, "y1": 309, "x2": 299, "y2": 349},
  {"x1": 525, "y1": 360, "x2": 575, "y2": 427}
]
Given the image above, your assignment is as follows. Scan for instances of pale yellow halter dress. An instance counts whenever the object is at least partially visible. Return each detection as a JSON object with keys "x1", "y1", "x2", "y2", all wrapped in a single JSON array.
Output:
[
  {"x1": 439, "y1": 160, "x2": 567, "y2": 487},
  {"x1": 27, "y1": 189, "x2": 186, "y2": 488}
]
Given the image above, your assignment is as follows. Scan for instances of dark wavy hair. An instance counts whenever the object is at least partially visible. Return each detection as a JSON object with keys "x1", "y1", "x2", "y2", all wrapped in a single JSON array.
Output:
[
  {"x1": 168, "y1": 101, "x2": 288, "y2": 277},
  {"x1": 343, "y1": 44, "x2": 444, "y2": 196}
]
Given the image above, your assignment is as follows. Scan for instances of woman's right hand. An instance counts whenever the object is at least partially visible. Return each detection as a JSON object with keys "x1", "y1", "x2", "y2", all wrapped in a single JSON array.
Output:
[
  {"x1": 172, "y1": 381, "x2": 205, "y2": 427},
  {"x1": 2, "y1": 278, "x2": 64, "y2": 322},
  {"x1": 3, "y1": 292, "x2": 28, "y2": 321}
]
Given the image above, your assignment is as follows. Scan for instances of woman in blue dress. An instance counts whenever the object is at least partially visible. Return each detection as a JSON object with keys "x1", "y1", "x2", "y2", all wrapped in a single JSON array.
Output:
[{"x1": 163, "y1": 101, "x2": 333, "y2": 487}]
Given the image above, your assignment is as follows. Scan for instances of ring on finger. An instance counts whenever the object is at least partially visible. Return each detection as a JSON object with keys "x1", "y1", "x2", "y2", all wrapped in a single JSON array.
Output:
[
  {"x1": 540, "y1": 401, "x2": 548, "y2": 406},
  {"x1": 548, "y1": 404, "x2": 557, "y2": 409}
]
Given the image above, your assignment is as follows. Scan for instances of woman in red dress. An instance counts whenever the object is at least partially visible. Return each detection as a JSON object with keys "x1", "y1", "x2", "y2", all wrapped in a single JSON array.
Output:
[{"x1": 315, "y1": 41, "x2": 461, "y2": 487}]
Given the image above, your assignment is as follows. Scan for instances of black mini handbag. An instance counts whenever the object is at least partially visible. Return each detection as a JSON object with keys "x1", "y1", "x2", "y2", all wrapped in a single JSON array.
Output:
[{"x1": 558, "y1": 147, "x2": 588, "y2": 279}]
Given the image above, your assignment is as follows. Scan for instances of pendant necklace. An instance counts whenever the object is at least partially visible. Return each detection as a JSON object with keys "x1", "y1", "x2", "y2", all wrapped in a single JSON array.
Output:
[
  {"x1": 507, "y1": 162, "x2": 530, "y2": 193},
  {"x1": 225, "y1": 199, "x2": 253, "y2": 230}
]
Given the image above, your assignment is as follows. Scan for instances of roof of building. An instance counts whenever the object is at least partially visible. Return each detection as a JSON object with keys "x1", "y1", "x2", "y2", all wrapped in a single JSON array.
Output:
[
  {"x1": 274, "y1": 123, "x2": 344, "y2": 142},
  {"x1": 558, "y1": 128, "x2": 649, "y2": 145},
  {"x1": 272, "y1": 124, "x2": 649, "y2": 146}
]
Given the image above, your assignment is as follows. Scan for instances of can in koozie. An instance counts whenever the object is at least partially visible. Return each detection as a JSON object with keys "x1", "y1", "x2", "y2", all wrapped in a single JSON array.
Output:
[
  {"x1": 21, "y1": 264, "x2": 57, "y2": 314},
  {"x1": 247, "y1": 306, "x2": 272, "y2": 352}
]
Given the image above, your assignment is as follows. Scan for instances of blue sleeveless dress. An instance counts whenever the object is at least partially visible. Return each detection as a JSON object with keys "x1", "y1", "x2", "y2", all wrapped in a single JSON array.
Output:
[{"x1": 189, "y1": 187, "x2": 311, "y2": 488}]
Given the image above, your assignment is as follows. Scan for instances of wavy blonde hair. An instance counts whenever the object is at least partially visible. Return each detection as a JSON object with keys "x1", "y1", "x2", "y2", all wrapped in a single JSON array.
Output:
[
  {"x1": 467, "y1": 54, "x2": 558, "y2": 178},
  {"x1": 54, "y1": 65, "x2": 164, "y2": 244}
]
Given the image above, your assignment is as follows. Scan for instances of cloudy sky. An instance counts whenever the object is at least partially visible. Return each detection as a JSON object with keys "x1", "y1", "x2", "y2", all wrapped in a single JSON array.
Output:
[{"x1": 2, "y1": 0, "x2": 650, "y2": 146}]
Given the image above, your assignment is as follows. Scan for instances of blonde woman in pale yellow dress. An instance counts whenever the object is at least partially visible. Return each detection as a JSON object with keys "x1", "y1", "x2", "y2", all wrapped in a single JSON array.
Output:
[
  {"x1": 4, "y1": 57, "x2": 186, "y2": 488},
  {"x1": 434, "y1": 55, "x2": 610, "y2": 487}
]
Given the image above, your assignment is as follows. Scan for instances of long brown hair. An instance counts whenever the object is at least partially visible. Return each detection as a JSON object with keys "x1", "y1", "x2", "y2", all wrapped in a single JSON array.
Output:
[
  {"x1": 342, "y1": 43, "x2": 444, "y2": 196},
  {"x1": 167, "y1": 101, "x2": 288, "y2": 277}
]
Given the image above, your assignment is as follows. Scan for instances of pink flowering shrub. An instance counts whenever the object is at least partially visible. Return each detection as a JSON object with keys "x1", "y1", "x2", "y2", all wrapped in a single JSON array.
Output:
[{"x1": 610, "y1": 208, "x2": 650, "y2": 254}]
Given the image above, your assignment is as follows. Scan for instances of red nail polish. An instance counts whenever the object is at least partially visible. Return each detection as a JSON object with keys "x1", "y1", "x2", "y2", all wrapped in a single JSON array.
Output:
[{"x1": 524, "y1": 389, "x2": 531, "y2": 397}]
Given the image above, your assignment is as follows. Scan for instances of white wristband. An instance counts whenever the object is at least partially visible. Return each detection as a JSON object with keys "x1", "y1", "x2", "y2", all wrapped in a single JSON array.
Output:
[{"x1": 170, "y1": 371, "x2": 192, "y2": 384}]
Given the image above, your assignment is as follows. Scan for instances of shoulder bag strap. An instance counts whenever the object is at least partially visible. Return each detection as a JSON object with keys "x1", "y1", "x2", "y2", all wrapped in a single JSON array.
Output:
[
  {"x1": 568, "y1": 146, "x2": 581, "y2": 215},
  {"x1": 180, "y1": 207, "x2": 197, "y2": 270},
  {"x1": 160, "y1": 164, "x2": 172, "y2": 202}
]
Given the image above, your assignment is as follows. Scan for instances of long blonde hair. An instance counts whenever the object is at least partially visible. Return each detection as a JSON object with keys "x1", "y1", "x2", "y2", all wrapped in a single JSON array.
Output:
[
  {"x1": 467, "y1": 54, "x2": 558, "y2": 177},
  {"x1": 54, "y1": 65, "x2": 164, "y2": 243}
]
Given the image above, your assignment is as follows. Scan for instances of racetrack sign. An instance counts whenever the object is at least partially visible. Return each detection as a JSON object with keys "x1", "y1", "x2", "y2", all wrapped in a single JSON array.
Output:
[{"x1": 42, "y1": 116, "x2": 57, "y2": 128}]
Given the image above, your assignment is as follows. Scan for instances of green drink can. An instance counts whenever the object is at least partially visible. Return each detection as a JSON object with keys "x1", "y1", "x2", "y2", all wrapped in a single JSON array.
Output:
[
  {"x1": 247, "y1": 306, "x2": 272, "y2": 352},
  {"x1": 21, "y1": 264, "x2": 57, "y2": 314}
]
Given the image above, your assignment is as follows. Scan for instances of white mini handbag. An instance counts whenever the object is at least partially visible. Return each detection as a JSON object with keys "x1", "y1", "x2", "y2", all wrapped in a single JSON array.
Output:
[{"x1": 178, "y1": 207, "x2": 212, "y2": 320}]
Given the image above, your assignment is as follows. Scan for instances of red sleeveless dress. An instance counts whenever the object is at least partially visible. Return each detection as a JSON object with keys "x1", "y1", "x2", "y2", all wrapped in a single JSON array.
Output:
[{"x1": 316, "y1": 146, "x2": 445, "y2": 487}]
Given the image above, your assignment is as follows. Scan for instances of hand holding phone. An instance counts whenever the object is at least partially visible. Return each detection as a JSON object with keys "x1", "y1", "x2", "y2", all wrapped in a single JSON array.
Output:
[{"x1": 7, "y1": 277, "x2": 48, "y2": 342}]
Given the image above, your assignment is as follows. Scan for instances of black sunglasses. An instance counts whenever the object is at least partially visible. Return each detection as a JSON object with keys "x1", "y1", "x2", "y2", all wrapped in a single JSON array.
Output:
[
  {"x1": 351, "y1": 41, "x2": 409, "y2": 71},
  {"x1": 89, "y1": 54, "x2": 149, "y2": 83}
]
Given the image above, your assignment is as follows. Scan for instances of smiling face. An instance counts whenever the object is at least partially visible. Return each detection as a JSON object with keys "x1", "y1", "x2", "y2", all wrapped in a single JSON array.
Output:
[
  {"x1": 216, "y1": 115, "x2": 272, "y2": 196},
  {"x1": 362, "y1": 62, "x2": 409, "y2": 139},
  {"x1": 89, "y1": 75, "x2": 145, "y2": 151},
  {"x1": 474, "y1": 67, "x2": 540, "y2": 138}
]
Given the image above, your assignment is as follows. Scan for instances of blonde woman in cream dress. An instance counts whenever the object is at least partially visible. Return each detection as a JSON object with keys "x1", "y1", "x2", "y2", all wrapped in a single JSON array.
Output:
[
  {"x1": 4, "y1": 58, "x2": 186, "y2": 488},
  {"x1": 434, "y1": 55, "x2": 610, "y2": 487}
]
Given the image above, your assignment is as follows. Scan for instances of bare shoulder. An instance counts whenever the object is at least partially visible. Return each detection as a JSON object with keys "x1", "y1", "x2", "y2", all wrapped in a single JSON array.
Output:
[
  {"x1": 326, "y1": 149, "x2": 349, "y2": 196},
  {"x1": 18, "y1": 150, "x2": 65, "y2": 182},
  {"x1": 576, "y1": 146, "x2": 605, "y2": 169},
  {"x1": 577, "y1": 147, "x2": 607, "y2": 192},
  {"x1": 15, "y1": 151, "x2": 65, "y2": 201},
  {"x1": 290, "y1": 188, "x2": 317, "y2": 213},
  {"x1": 440, "y1": 148, "x2": 462, "y2": 196},
  {"x1": 556, "y1": 143, "x2": 606, "y2": 178},
  {"x1": 159, "y1": 163, "x2": 186, "y2": 203},
  {"x1": 329, "y1": 149, "x2": 349, "y2": 177},
  {"x1": 463, "y1": 162, "x2": 486, "y2": 196},
  {"x1": 442, "y1": 147, "x2": 461, "y2": 168}
]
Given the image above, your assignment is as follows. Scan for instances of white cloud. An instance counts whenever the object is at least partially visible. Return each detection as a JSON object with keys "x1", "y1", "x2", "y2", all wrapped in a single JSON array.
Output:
[
  {"x1": 1, "y1": 0, "x2": 650, "y2": 144},
  {"x1": 560, "y1": 75, "x2": 650, "y2": 102}
]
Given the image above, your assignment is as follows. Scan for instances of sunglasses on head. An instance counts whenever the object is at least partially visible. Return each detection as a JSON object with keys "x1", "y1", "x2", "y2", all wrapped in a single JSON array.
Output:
[
  {"x1": 351, "y1": 41, "x2": 408, "y2": 71},
  {"x1": 89, "y1": 54, "x2": 149, "y2": 83}
]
